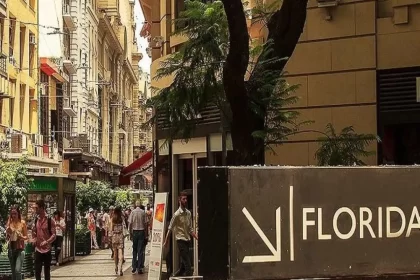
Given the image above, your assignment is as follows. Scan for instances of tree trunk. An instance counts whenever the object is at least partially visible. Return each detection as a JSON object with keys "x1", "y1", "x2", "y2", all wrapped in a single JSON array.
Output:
[
  {"x1": 221, "y1": 0, "x2": 265, "y2": 165},
  {"x1": 221, "y1": 0, "x2": 308, "y2": 166}
]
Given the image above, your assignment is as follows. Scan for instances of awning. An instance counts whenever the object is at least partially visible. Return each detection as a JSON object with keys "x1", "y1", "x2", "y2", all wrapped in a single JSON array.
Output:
[
  {"x1": 120, "y1": 150, "x2": 152, "y2": 176},
  {"x1": 118, "y1": 151, "x2": 152, "y2": 186}
]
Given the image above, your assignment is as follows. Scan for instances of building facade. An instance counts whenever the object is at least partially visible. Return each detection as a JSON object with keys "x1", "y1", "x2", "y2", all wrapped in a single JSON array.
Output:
[
  {"x1": 0, "y1": 0, "x2": 60, "y2": 171},
  {"x1": 133, "y1": 68, "x2": 152, "y2": 157},
  {"x1": 40, "y1": 0, "x2": 138, "y2": 183}
]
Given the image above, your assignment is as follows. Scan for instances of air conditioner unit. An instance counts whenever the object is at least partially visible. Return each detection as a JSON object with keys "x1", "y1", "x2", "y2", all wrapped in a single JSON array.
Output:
[
  {"x1": 317, "y1": 0, "x2": 339, "y2": 8},
  {"x1": 29, "y1": 34, "x2": 36, "y2": 45}
]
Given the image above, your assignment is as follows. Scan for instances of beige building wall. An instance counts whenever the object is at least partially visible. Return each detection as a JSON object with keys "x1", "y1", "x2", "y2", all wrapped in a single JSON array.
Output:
[{"x1": 267, "y1": 0, "x2": 420, "y2": 166}]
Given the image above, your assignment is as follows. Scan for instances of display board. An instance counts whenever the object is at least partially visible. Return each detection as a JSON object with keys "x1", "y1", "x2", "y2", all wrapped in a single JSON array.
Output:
[{"x1": 148, "y1": 192, "x2": 169, "y2": 280}]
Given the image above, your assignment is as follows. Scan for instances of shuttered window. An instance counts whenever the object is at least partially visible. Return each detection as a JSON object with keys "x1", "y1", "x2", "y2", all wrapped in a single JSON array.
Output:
[{"x1": 378, "y1": 67, "x2": 420, "y2": 113}]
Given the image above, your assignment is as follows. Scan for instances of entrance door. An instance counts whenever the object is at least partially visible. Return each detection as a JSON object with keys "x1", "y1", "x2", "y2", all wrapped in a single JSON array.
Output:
[{"x1": 174, "y1": 153, "x2": 206, "y2": 275}]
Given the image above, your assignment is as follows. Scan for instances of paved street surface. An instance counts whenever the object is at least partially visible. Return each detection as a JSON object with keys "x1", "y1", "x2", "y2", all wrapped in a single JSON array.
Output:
[{"x1": 30, "y1": 241, "x2": 150, "y2": 280}]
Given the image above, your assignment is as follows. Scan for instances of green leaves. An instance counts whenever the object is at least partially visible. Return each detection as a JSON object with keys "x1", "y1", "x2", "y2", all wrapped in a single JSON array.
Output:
[
  {"x1": 0, "y1": 156, "x2": 31, "y2": 222},
  {"x1": 76, "y1": 181, "x2": 134, "y2": 213},
  {"x1": 144, "y1": 0, "x2": 228, "y2": 141},
  {"x1": 146, "y1": 0, "x2": 301, "y2": 152},
  {"x1": 315, "y1": 123, "x2": 381, "y2": 166}
]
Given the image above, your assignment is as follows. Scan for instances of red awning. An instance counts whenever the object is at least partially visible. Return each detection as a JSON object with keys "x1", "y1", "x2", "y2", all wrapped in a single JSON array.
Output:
[{"x1": 120, "y1": 151, "x2": 152, "y2": 177}]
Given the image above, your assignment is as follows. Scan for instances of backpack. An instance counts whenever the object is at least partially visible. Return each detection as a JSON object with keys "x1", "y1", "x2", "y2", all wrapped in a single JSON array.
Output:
[{"x1": 34, "y1": 217, "x2": 52, "y2": 236}]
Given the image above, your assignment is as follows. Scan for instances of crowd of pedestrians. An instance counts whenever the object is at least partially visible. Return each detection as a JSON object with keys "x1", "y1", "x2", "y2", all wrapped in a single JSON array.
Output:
[
  {"x1": 3, "y1": 200, "x2": 65, "y2": 280},
  {"x1": 84, "y1": 202, "x2": 153, "y2": 276},
  {"x1": 1, "y1": 196, "x2": 201, "y2": 280}
]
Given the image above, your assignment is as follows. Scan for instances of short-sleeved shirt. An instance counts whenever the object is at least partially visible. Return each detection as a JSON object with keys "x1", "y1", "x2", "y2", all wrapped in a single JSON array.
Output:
[
  {"x1": 34, "y1": 216, "x2": 56, "y2": 254},
  {"x1": 128, "y1": 207, "x2": 147, "y2": 231},
  {"x1": 54, "y1": 218, "x2": 66, "y2": 236},
  {"x1": 168, "y1": 207, "x2": 193, "y2": 241}
]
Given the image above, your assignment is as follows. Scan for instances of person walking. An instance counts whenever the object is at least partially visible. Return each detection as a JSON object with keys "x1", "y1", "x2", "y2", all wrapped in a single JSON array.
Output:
[
  {"x1": 108, "y1": 206, "x2": 115, "y2": 258},
  {"x1": 111, "y1": 206, "x2": 125, "y2": 276},
  {"x1": 103, "y1": 208, "x2": 111, "y2": 249},
  {"x1": 88, "y1": 208, "x2": 99, "y2": 249},
  {"x1": 52, "y1": 211, "x2": 66, "y2": 266},
  {"x1": 32, "y1": 200, "x2": 56, "y2": 280},
  {"x1": 128, "y1": 201, "x2": 148, "y2": 274},
  {"x1": 5, "y1": 205, "x2": 28, "y2": 280},
  {"x1": 164, "y1": 192, "x2": 198, "y2": 277}
]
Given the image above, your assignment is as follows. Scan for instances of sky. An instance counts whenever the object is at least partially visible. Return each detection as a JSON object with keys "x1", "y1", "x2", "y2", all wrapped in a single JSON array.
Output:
[{"x1": 134, "y1": 0, "x2": 152, "y2": 73}]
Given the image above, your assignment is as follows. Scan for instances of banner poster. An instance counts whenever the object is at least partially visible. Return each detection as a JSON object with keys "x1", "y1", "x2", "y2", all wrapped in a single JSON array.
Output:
[{"x1": 148, "y1": 192, "x2": 169, "y2": 280}]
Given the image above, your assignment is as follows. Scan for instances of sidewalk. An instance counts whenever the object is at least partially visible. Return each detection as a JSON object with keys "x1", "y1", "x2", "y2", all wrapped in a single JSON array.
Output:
[{"x1": 30, "y1": 241, "x2": 149, "y2": 280}]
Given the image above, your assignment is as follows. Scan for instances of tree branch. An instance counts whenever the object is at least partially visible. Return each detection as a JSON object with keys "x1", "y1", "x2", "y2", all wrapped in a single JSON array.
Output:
[
  {"x1": 221, "y1": 0, "x2": 249, "y2": 101},
  {"x1": 249, "y1": 0, "x2": 308, "y2": 83}
]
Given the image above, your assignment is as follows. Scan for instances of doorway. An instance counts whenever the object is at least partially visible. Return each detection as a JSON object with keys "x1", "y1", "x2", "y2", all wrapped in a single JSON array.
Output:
[{"x1": 172, "y1": 153, "x2": 206, "y2": 276}]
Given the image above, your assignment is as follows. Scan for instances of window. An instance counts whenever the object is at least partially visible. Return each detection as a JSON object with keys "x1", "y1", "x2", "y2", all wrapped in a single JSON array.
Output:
[
  {"x1": 19, "y1": 26, "x2": 26, "y2": 69},
  {"x1": 20, "y1": 84, "x2": 26, "y2": 130},
  {"x1": 9, "y1": 20, "x2": 15, "y2": 58},
  {"x1": 29, "y1": 32, "x2": 35, "y2": 76},
  {"x1": 40, "y1": 73, "x2": 49, "y2": 144},
  {"x1": 0, "y1": 18, "x2": 4, "y2": 54}
]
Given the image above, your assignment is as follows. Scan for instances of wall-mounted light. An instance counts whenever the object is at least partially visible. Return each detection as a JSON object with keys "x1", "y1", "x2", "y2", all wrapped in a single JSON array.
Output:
[{"x1": 317, "y1": 0, "x2": 339, "y2": 20}]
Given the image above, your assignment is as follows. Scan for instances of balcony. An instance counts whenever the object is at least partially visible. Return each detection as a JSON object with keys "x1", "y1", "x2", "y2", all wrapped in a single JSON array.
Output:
[
  {"x1": 63, "y1": 98, "x2": 77, "y2": 117},
  {"x1": 62, "y1": 4, "x2": 77, "y2": 31},
  {"x1": 62, "y1": 58, "x2": 77, "y2": 74}
]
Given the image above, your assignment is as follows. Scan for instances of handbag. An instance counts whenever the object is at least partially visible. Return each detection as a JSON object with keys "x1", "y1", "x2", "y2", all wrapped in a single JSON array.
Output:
[{"x1": 122, "y1": 222, "x2": 129, "y2": 238}]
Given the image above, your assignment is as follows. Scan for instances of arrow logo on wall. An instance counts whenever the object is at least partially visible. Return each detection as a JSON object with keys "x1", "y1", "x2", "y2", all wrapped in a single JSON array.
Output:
[{"x1": 242, "y1": 207, "x2": 281, "y2": 263}]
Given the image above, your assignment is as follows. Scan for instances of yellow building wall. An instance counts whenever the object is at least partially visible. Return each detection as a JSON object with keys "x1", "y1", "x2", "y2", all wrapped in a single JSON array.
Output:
[{"x1": 2, "y1": 0, "x2": 38, "y2": 135}]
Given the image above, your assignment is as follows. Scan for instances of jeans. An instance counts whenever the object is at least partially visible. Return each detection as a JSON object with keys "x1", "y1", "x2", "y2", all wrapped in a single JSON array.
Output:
[
  {"x1": 8, "y1": 249, "x2": 24, "y2": 280},
  {"x1": 132, "y1": 230, "x2": 145, "y2": 271},
  {"x1": 54, "y1": 236, "x2": 63, "y2": 263},
  {"x1": 174, "y1": 240, "x2": 192, "y2": 277},
  {"x1": 35, "y1": 251, "x2": 52, "y2": 280}
]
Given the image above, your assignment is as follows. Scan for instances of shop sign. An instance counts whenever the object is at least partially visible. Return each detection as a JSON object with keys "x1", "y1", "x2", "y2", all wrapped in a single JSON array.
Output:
[
  {"x1": 229, "y1": 167, "x2": 420, "y2": 280},
  {"x1": 29, "y1": 178, "x2": 58, "y2": 192}
]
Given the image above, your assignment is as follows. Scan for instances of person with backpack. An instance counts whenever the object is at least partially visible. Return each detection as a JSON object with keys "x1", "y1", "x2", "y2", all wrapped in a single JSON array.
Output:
[{"x1": 32, "y1": 200, "x2": 56, "y2": 280}]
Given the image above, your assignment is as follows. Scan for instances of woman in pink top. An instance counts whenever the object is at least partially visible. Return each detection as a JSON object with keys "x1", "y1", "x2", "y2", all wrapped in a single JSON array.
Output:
[
  {"x1": 88, "y1": 209, "x2": 99, "y2": 249},
  {"x1": 6, "y1": 205, "x2": 28, "y2": 280}
]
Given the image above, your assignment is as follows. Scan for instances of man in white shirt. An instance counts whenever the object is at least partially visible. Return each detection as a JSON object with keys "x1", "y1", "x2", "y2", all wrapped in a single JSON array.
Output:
[{"x1": 164, "y1": 192, "x2": 198, "y2": 277}]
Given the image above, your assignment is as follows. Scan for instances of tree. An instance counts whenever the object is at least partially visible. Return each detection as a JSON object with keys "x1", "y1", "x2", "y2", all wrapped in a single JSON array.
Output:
[
  {"x1": 114, "y1": 189, "x2": 134, "y2": 210},
  {"x1": 76, "y1": 181, "x2": 115, "y2": 213},
  {"x1": 0, "y1": 157, "x2": 31, "y2": 222},
  {"x1": 315, "y1": 123, "x2": 380, "y2": 166},
  {"x1": 76, "y1": 181, "x2": 135, "y2": 213},
  {"x1": 147, "y1": 0, "x2": 308, "y2": 165}
]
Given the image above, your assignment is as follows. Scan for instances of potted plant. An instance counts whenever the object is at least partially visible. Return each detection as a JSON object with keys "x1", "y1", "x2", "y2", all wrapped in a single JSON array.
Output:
[{"x1": 75, "y1": 224, "x2": 91, "y2": 256}]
